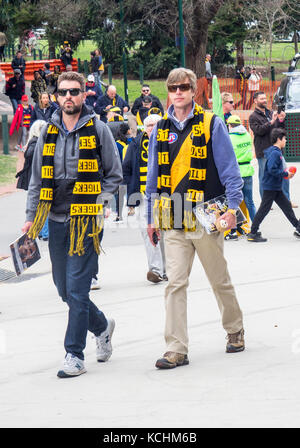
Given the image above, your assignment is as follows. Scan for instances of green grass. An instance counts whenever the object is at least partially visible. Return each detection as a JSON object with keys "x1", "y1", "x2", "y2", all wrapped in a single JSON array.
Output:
[
  {"x1": 0, "y1": 155, "x2": 17, "y2": 186},
  {"x1": 235, "y1": 42, "x2": 297, "y2": 71},
  {"x1": 104, "y1": 79, "x2": 168, "y2": 106}
]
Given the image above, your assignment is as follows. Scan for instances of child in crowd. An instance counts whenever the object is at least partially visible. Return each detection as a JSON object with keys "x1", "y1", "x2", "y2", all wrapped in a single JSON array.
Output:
[
  {"x1": 9, "y1": 94, "x2": 33, "y2": 151},
  {"x1": 247, "y1": 128, "x2": 300, "y2": 242}
]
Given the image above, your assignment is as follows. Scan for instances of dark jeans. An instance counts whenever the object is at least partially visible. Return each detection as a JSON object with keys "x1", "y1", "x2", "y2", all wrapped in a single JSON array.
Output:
[
  {"x1": 48, "y1": 219, "x2": 107, "y2": 360},
  {"x1": 242, "y1": 176, "x2": 256, "y2": 221},
  {"x1": 251, "y1": 190, "x2": 300, "y2": 234}
]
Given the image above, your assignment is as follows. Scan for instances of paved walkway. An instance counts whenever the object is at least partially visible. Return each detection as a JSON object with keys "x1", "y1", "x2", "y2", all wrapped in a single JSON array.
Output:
[{"x1": 1, "y1": 163, "x2": 300, "y2": 428}]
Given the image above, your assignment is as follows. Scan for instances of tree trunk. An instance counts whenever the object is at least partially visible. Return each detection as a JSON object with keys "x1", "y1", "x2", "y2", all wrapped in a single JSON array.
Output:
[
  {"x1": 185, "y1": 27, "x2": 208, "y2": 77},
  {"x1": 236, "y1": 40, "x2": 244, "y2": 67}
]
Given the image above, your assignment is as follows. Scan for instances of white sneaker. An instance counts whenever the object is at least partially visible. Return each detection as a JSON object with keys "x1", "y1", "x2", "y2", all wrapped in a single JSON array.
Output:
[
  {"x1": 57, "y1": 353, "x2": 87, "y2": 378},
  {"x1": 95, "y1": 318, "x2": 115, "y2": 362},
  {"x1": 90, "y1": 276, "x2": 101, "y2": 290}
]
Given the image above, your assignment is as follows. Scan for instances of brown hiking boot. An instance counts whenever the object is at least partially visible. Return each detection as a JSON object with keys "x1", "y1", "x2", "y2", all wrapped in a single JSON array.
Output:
[
  {"x1": 155, "y1": 351, "x2": 189, "y2": 369},
  {"x1": 226, "y1": 329, "x2": 245, "y2": 353}
]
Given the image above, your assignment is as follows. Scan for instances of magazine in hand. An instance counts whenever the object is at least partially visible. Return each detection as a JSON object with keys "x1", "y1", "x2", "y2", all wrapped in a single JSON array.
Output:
[
  {"x1": 193, "y1": 194, "x2": 246, "y2": 234},
  {"x1": 10, "y1": 233, "x2": 41, "y2": 276}
]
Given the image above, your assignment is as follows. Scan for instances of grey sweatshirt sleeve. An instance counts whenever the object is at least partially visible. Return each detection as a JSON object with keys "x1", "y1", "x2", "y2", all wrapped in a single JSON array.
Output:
[
  {"x1": 25, "y1": 124, "x2": 48, "y2": 221},
  {"x1": 95, "y1": 120, "x2": 123, "y2": 198}
]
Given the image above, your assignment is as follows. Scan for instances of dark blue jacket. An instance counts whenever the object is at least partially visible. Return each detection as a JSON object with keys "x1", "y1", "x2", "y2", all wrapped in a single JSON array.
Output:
[
  {"x1": 85, "y1": 83, "x2": 103, "y2": 110},
  {"x1": 262, "y1": 145, "x2": 288, "y2": 191},
  {"x1": 30, "y1": 102, "x2": 59, "y2": 125},
  {"x1": 122, "y1": 133, "x2": 144, "y2": 206},
  {"x1": 95, "y1": 93, "x2": 130, "y2": 122}
]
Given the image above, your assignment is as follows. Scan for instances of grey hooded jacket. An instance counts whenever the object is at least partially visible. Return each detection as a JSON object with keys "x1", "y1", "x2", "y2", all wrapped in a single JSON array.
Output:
[{"x1": 26, "y1": 105, "x2": 123, "y2": 223}]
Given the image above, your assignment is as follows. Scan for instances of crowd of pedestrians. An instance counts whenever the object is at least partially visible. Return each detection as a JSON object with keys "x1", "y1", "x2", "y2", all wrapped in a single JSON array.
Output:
[{"x1": 1, "y1": 46, "x2": 299, "y2": 378}]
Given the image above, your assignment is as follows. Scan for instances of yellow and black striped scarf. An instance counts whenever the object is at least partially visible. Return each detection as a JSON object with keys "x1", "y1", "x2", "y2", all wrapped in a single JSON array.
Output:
[
  {"x1": 27, "y1": 118, "x2": 104, "y2": 256},
  {"x1": 154, "y1": 103, "x2": 207, "y2": 231},
  {"x1": 139, "y1": 132, "x2": 149, "y2": 194}
]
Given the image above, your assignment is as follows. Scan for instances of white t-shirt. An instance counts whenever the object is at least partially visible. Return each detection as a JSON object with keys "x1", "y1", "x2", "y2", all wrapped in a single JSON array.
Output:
[{"x1": 248, "y1": 73, "x2": 261, "y2": 91}]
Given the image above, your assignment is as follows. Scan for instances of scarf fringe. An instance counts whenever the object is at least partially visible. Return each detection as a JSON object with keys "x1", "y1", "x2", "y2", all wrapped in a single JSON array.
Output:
[
  {"x1": 68, "y1": 215, "x2": 104, "y2": 257},
  {"x1": 27, "y1": 201, "x2": 51, "y2": 240}
]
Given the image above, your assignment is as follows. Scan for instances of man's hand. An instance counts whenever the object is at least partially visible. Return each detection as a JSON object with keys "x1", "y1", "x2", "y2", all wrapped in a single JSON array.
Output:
[
  {"x1": 278, "y1": 111, "x2": 286, "y2": 122},
  {"x1": 271, "y1": 111, "x2": 278, "y2": 124},
  {"x1": 147, "y1": 224, "x2": 160, "y2": 247},
  {"x1": 216, "y1": 211, "x2": 237, "y2": 231},
  {"x1": 22, "y1": 221, "x2": 33, "y2": 234},
  {"x1": 287, "y1": 172, "x2": 295, "y2": 180}
]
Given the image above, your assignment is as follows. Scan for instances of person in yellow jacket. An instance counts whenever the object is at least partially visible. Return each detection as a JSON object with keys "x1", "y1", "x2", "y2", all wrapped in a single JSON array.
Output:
[{"x1": 225, "y1": 114, "x2": 256, "y2": 240}]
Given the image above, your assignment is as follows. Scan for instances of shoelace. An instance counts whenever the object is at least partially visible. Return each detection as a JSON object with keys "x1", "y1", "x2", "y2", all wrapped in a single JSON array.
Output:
[
  {"x1": 94, "y1": 332, "x2": 110, "y2": 353},
  {"x1": 64, "y1": 354, "x2": 80, "y2": 368}
]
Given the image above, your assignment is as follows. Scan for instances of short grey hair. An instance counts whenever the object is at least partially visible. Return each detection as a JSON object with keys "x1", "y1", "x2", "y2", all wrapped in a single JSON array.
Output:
[{"x1": 144, "y1": 114, "x2": 162, "y2": 127}]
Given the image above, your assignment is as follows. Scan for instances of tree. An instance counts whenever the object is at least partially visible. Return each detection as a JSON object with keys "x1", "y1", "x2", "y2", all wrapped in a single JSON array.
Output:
[
  {"x1": 245, "y1": 0, "x2": 288, "y2": 71},
  {"x1": 126, "y1": 0, "x2": 227, "y2": 77},
  {"x1": 208, "y1": 0, "x2": 248, "y2": 68}
]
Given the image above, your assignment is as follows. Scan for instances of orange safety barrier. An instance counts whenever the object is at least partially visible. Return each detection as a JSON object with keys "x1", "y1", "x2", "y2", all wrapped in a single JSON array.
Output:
[
  {"x1": 166, "y1": 77, "x2": 281, "y2": 134},
  {"x1": 0, "y1": 59, "x2": 78, "y2": 81}
]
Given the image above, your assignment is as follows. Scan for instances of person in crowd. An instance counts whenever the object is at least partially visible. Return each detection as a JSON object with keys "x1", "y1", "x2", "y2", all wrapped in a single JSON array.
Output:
[
  {"x1": 11, "y1": 50, "x2": 26, "y2": 78},
  {"x1": 30, "y1": 91, "x2": 59, "y2": 125},
  {"x1": 221, "y1": 92, "x2": 234, "y2": 127},
  {"x1": 66, "y1": 64, "x2": 73, "y2": 72},
  {"x1": 85, "y1": 74, "x2": 103, "y2": 111},
  {"x1": 39, "y1": 63, "x2": 51, "y2": 87},
  {"x1": 135, "y1": 96, "x2": 163, "y2": 132},
  {"x1": 16, "y1": 120, "x2": 46, "y2": 191},
  {"x1": 246, "y1": 67, "x2": 263, "y2": 110},
  {"x1": 132, "y1": 84, "x2": 164, "y2": 118},
  {"x1": 247, "y1": 128, "x2": 300, "y2": 242},
  {"x1": 0, "y1": 31, "x2": 8, "y2": 62},
  {"x1": 123, "y1": 114, "x2": 167, "y2": 283},
  {"x1": 95, "y1": 85, "x2": 129, "y2": 122},
  {"x1": 146, "y1": 67, "x2": 245, "y2": 369},
  {"x1": 113, "y1": 123, "x2": 133, "y2": 223},
  {"x1": 31, "y1": 70, "x2": 47, "y2": 104},
  {"x1": 205, "y1": 53, "x2": 213, "y2": 97},
  {"x1": 235, "y1": 66, "x2": 250, "y2": 109},
  {"x1": 95, "y1": 49, "x2": 104, "y2": 81},
  {"x1": 249, "y1": 91, "x2": 285, "y2": 199},
  {"x1": 105, "y1": 106, "x2": 125, "y2": 139},
  {"x1": 48, "y1": 65, "x2": 61, "y2": 96},
  {"x1": 9, "y1": 94, "x2": 33, "y2": 151},
  {"x1": 60, "y1": 41, "x2": 73, "y2": 69},
  {"x1": 226, "y1": 114, "x2": 256, "y2": 240},
  {"x1": 22, "y1": 71, "x2": 123, "y2": 378},
  {"x1": 5, "y1": 68, "x2": 25, "y2": 113},
  {"x1": 90, "y1": 49, "x2": 104, "y2": 87}
]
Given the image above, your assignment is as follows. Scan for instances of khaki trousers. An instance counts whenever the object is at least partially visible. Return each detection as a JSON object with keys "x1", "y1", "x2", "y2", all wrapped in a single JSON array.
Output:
[{"x1": 164, "y1": 229, "x2": 243, "y2": 354}]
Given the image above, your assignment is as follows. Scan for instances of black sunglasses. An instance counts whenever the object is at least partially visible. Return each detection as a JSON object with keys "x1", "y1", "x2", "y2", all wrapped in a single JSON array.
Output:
[
  {"x1": 57, "y1": 88, "x2": 83, "y2": 97},
  {"x1": 167, "y1": 83, "x2": 191, "y2": 93},
  {"x1": 227, "y1": 100, "x2": 234, "y2": 104}
]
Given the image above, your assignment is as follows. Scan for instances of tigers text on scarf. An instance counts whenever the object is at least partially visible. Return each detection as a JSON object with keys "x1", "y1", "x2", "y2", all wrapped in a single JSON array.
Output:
[
  {"x1": 154, "y1": 103, "x2": 208, "y2": 231},
  {"x1": 27, "y1": 118, "x2": 104, "y2": 256}
]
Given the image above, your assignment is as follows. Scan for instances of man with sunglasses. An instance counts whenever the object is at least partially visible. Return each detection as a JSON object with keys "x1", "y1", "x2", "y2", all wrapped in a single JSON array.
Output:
[
  {"x1": 221, "y1": 92, "x2": 234, "y2": 128},
  {"x1": 146, "y1": 68, "x2": 245, "y2": 369},
  {"x1": 131, "y1": 84, "x2": 164, "y2": 119},
  {"x1": 22, "y1": 71, "x2": 123, "y2": 378}
]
